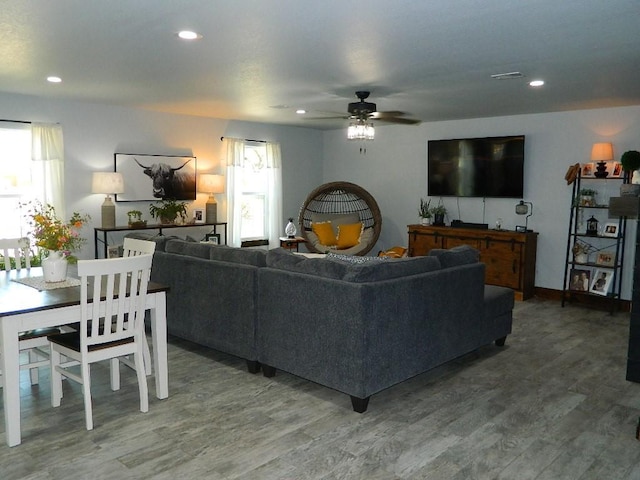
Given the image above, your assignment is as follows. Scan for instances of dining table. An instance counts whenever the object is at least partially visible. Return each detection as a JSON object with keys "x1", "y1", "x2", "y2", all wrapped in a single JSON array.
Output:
[{"x1": 0, "y1": 265, "x2": 169, "y2": 447}]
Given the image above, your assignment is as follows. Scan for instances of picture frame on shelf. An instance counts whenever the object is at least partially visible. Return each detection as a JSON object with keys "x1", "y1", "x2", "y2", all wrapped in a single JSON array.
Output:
[
  {"x1": 204, "y1": 233, "x2": 220, "y2": 245},
  {"x1": 581, "y1": 162, "x2": 595, "y2": 178},
  {"x1": 610, "y1": 162, "x2": 622, "y2": 178},
  {"x1": 193, "y1": 208, "x2": 205, "y2": 224},
  {"x1": 602, "y1": 223, "x2": 619, "y2": 238},
  {"x1": 590, "y1": 268, "x2": 613, "y2": 296},
  {"x1": 569, "y1": 268, "x2": 591, "y2": 292},
  {"x1": 595, "y1": 251, "x2": 615, "y2": 267},
  {"x1": 107, "y1": 244, "x2": 122, "y2": 258}
]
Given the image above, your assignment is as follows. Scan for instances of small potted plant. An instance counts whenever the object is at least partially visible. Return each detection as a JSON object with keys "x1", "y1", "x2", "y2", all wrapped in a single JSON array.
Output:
[
  {"x1": 418, "y1": 198, "x2": 432, "y2": 225},
  {"x1": 621, "y1": 150, "x2": 640, "y2": 195},
  {"x1": 149, "y1": 198, "x2": 188, "y2": 225},
  {"x1": 431, "y1": 204, "x2": 447, "y2": 226},
  {"x1": 127, "y1": 210, "x2": 147, "y2": 228},
  {"x1": 578, "y1": 188, "x2": 597, "y2": 206}
]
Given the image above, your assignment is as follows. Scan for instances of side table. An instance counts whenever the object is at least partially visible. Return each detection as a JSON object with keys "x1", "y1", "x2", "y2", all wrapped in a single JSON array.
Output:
[{"x1": 279, "y1": 236, "x2": 306, "y2": 252}]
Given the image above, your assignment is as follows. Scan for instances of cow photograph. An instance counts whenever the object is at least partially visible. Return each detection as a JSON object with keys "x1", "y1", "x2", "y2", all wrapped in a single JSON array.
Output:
[{"x1": 114, "y1": 153, "x2": 197, "y2": 201}]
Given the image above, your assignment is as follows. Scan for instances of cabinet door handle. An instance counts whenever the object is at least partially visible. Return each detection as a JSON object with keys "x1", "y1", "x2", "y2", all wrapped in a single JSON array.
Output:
[{"x1": 512, "y1": 259, "x2": 517, "y2": 273}]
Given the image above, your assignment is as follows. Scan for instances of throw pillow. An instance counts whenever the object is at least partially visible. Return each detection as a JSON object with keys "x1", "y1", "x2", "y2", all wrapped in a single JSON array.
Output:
[
  {"x1": 311, "y1": 221, "x2": 337, "y2": 246},
  {"x1": 336, "y1": 222, "x2": 363, "y2": 249}
]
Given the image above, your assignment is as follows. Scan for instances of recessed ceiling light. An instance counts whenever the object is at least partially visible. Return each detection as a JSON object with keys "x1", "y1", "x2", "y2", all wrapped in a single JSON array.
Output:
[
  {"x1": 296, "y1": 109, "x2": 306, "y2": 115},
  {"x1": 177, "y1": 30, "x2": 202, "y2": 40},
  {"x1": 529, "y1": 80, "x2": 545, "y2": 87},
  {"x1": 47, "y1": 76, "x2": 62, "y2": 83}
]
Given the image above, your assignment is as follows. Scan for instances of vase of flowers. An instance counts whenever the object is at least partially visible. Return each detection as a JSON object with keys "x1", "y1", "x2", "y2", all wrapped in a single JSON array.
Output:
[{"x1": 23, "y1": 202, "x2": 90, "y2": 282}]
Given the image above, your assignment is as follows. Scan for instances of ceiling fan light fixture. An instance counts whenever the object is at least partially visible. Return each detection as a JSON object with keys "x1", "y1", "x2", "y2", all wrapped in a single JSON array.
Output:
[{"x1": 347, "y1": 118, "x2": 375, "y2": 141}]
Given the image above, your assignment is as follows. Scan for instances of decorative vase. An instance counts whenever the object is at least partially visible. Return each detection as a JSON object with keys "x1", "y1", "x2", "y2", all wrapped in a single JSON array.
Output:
[
  {"x1": 284, "y1": 217, "x2": 297, "y2": 238},
  {"x1": 574, "y1": 253, "x2": 588, "y2": 264},
  {"x1": 420, "y1": 217, "x2": 431, "y2": 226},
  {"x1": 42, "y1": 251, "x2": 68, "y2": 283}
]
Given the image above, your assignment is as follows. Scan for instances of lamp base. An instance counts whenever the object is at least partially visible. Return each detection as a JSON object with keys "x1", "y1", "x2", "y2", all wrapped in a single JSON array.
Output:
[
  {"x1": 205, "y1": 199, "x2": 217, "y2": 224},
  {"x1": 101, "y1": 196, "x2": 116, "y2": 229},
  {"x1": 594, "y1": 161, "x2": 609, "y2": 178}
]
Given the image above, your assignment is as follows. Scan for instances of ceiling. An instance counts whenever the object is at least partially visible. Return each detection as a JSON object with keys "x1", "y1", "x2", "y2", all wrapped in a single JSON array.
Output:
[{"x1": 1, "y1": 1, "x2": 639, "y2": 130}]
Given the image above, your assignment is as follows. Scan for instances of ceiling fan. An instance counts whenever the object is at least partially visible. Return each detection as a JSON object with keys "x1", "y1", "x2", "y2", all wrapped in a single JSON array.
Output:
[
  {"x1": 348, "y1": 91, "x2": 421, "y2": 125},
  {"x1": 305, "y1": 91, "x2": 421, "y2": 125}
]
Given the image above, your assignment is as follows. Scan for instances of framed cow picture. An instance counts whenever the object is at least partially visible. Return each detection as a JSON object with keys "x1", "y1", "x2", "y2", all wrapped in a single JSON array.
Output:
[{"x1": 114, "y1": 153, "x2": 197, "y2": 202}]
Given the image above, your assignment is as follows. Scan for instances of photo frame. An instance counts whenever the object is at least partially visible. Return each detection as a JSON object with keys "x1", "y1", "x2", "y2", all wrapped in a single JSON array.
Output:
[
  {"x1": 595, "y1": 251, "x2": 615, "y2": 267},
  {"x1": 107, "y1": 244, "x2": 122, "y2": 259},
  {"x1": 114, "y1": 153, "x2": 196, "y2": 202},
  {"x1": 569, "y1": 268, "x2": 591, "y2": 292},
  {"x1": 590, "y1": 268, "x2": 613, "y2": 296},
  {"x1": 581, "y1": 162, "x2": 595, "y2": 178},
  {"x1": 205, "y1": 233, "x2": 220, "y2": 245},
  {"x1": 193, "y1": 208, "x2": 205, "y2": 224},
  {"x1": 610, "y1": 161, "x2": 622, "y2": 178},
  {"x1": 602, "y1": 222, "x2": 619, "y2": 237}
]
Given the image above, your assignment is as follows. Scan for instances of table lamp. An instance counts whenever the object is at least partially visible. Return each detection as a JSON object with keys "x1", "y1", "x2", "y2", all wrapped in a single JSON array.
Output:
[
  {"x1": 591, "y1": 142, "x2": 614, "y2": 178},
  {"x1": 515, "y1": 200, "x2": 533, "y2": 232},
  {"x1": 92, "y1": 172, "x2": 124, "y2": 229},
  {"x1": 199, "y1": 174, "x2": 225, "y2": 223}
]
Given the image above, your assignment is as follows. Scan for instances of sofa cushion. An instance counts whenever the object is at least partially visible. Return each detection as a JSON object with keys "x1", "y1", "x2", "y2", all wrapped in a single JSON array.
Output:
[
  {"x1": 165, "y1": 239, "x2": 214, "y2": 259},
  {"x1": 311, "y1": 221, "x2": 337, "y2": 246},
  {"x1": 429, "y1": 245, "x2": 480, "y2": 268},
  {"x1": 336, "y1": 222, "x2": 363, "y2": 249},
  {"x1": 124, "y1": 232, "x2": 181, "y2": 252},
  {"x1": 209, "y1": 245, "x2": 267, "y2": 267}
]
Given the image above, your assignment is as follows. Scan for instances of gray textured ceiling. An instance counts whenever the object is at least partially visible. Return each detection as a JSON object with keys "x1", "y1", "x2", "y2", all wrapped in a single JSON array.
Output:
[{"x1": 1, "y1": 0, "x2": 638, "y2": 129}]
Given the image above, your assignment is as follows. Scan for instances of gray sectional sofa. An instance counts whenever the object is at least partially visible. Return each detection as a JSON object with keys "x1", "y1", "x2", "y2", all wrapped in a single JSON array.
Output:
[
  {"x1": 129, "y1": 234, "x2": 514, "y2": 412},
  {"x1": 258, "y1": 247, "x2": 513, "y2": 412}
]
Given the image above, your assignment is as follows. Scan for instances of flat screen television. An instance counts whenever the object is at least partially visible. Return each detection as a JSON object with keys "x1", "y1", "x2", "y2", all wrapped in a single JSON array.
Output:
[{"x1": 428, "y1": 135, "x2": 525, "y2": 198}]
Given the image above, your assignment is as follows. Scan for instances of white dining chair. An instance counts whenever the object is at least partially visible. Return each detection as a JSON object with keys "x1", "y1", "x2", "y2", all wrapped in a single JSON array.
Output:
[
  {"x1": 117, "y1": 237, "x2": 156, "y2": 380},
  {"x1": 48, "y1": 254, "x2": 153, "y2": 430},
  {"x1": 0, "y1": 237, "x2": 61, "y2": 386}
]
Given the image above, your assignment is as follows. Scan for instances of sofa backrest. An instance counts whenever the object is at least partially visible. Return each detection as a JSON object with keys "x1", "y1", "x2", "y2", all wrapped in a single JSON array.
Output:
[
  {"x1": 266, "y1": 248, "x2": 441, "y2": 283},
  {"x1": 163, "y1": 238, "x2": 266, "y2": 267}
]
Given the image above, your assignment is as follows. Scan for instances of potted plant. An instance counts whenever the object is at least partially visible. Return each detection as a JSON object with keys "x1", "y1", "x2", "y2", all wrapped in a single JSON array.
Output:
[
  {"x1": 621, "y1": 150, "x2": 640, "y2": 195},
  {"x1": 572, "y1": 240, "x2": 593, "y2": 264},
  {"x1": 578, "y1": 188, "x2": 597, "y2": 206},
  {"x1": 431, "y1": 204, "x2": 447, "y2": 226},
  {"x1": 149, "y1": 198, "x2": 188, "y2": 225},
  {"x1": 418, "y1": 198, "x2": 432, "y2": 225},
  {"x1": 127, "y1": 210, "x2": 147, "y2": 228}
]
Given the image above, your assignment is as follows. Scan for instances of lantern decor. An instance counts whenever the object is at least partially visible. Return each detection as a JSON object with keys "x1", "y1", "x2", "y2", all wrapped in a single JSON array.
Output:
[{"x1": 586, "y1": 215, "x2": 599, "y2": 236}]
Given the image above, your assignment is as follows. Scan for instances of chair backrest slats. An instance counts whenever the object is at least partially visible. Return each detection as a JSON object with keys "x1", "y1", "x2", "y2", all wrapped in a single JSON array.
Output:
[
  {"x1": 0, "y1": 237, "x2": 31, "y2": 272},
  {"x1": 78, "y1": 255, "x2": 153, "y2": 350},
  {"x1": 122, "y1": 238, "x2": 156, "y2": 257}
]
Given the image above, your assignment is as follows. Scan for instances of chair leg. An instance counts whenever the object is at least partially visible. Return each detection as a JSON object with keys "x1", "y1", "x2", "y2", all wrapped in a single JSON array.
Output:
[
  {"x1": 110, "y1": 358, "x2": 120, "y2": 391},
  {"x1": 81, "y1": 362, "x2": 93, "y2": 431},
  {"x1": 143, "y1": 336, "x2": 152, "y2": 376},
  {"x1": 28, "y1": 349, "x2": 39, "y2": 385},
  {"x1": 50, "y1": 348, "x2": 63, "y2": 407},
  {"x1": 134, "y1": 349, "x2": 149, "y2": 413}
]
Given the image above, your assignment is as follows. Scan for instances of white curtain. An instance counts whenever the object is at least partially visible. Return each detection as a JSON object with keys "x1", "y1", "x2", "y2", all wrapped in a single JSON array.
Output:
[
  {"x1": 225, "y1": 138, "x2": 282, "y2": 248},
  {"x1": 32, "y1": 122, "x2": 65, "y2": 219}
]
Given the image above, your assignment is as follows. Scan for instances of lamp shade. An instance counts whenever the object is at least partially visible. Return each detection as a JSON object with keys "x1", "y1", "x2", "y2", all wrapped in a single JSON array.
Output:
[
  {"x1": 590, "y1": 142, "x2": 614, "y2": 162},
  {"x1": 92, "y1": 172, "x2": 124, "y2": 194},
  {"x1": 199, "y1": 174, "x2": 225, "y2": 194}
]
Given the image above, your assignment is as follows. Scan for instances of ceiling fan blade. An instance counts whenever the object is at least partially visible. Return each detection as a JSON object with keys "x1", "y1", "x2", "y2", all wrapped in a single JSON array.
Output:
[
  {"x1": 374, "y1": 116, "x2": 421, "y2": 125},
  {"x1": 371, "y1": 111, "x2": 406, "y2": 119}
]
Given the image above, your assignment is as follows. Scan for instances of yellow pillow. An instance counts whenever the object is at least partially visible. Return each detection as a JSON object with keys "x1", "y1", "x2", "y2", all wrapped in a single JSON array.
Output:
[
  {"x1": 311, "y1": 221, "x2": 337, "y2": 246},
  {"x1": 337, "y1": 222, "x2": 364, "y2": 249}
]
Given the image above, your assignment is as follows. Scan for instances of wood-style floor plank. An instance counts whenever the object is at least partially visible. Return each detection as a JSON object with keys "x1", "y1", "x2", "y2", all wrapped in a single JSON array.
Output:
[{"x1": 2, "y1": 298, "x2": 640, "y2": 479}]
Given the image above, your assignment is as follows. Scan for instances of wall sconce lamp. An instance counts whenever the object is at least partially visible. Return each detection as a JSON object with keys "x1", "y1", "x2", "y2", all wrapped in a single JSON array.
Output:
[
  {"x1": 591, "y1": 142, "x2": 614, "y2": 178},
  {"x1": 92, "y1": 172, "x2": 124, "y2": 229},
  {"x1": 198, "y1": 174, "x2": 225, "y2": 224},
  {"x1": 515, "y1": 200, "x2": 533, "y2": 232}
]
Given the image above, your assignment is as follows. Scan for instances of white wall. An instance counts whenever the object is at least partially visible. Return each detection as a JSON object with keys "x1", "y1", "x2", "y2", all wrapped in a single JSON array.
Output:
[
  {"x1": 0, "y1": 91, "x2": 323, "y2": 259},
  {"x1": 323, "y1": 105, "x2": 640, "y2": 299}
]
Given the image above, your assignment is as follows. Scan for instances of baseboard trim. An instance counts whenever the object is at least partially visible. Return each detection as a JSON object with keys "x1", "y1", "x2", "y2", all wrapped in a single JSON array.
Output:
[{"x1": 532, "y1": 286, "x2": 630, "y2": 312}]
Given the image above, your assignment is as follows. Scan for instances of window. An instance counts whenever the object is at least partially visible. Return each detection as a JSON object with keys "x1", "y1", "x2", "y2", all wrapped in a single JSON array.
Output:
[
  {"x1": 239, "y1": 144, "x2": 269, "y2": 242},
  {"x1": 0, "y1": 123, "x2": 40, "y2": 238}
]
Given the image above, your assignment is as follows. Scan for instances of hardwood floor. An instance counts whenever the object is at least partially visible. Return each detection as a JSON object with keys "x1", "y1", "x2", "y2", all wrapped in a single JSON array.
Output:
[{"x1": 2, "y1": 298, "x2": 640, "y2": 479}]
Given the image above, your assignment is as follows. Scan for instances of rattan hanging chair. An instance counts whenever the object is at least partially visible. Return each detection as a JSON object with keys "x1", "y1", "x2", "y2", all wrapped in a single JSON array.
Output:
[{"x1": 298, "y1": 181, "x2": 382, "y2": 255}]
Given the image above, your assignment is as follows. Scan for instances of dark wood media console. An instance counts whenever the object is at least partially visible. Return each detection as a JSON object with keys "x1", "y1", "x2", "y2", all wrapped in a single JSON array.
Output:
[{"x1": 408, "y1": 224, "x2": 538, "y2": 300}]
